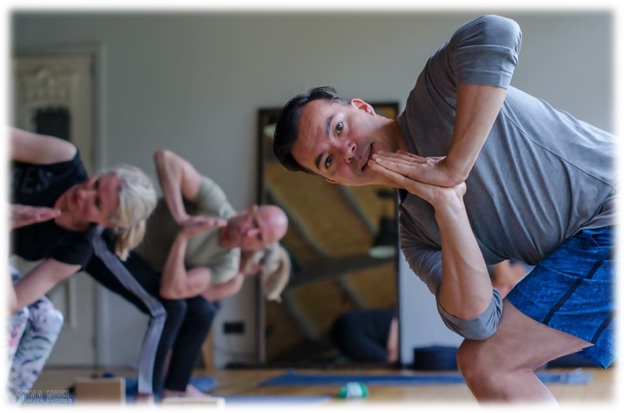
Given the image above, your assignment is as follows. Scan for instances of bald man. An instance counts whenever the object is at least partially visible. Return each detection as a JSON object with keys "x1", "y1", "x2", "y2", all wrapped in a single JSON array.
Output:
[{"x1": 86, "y1": 149, "x2": 288, "y2": 402}]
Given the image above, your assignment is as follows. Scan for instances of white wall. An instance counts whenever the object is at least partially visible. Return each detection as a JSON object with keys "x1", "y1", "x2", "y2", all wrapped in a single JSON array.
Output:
[{"x1": 11, "y1": 11, "x2": 613, "y2": 368}]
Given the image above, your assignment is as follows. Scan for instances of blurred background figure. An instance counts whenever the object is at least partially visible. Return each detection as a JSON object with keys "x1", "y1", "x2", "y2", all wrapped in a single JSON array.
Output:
[
  {"x1": 330, "y1": 308, "x2": 398, "y2": 365},
  {"x1": 329, "y1": 259, "x2": 529, "y2": 366}
]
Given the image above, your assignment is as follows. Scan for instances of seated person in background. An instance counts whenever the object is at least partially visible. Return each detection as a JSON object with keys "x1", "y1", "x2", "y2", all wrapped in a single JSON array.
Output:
[
  {"x1": 85, "y1": 149, "x2": 289, "y2": 401},
  {"x1": 330, "y1": 260, "x2": 527, "y2": 366},
  {"x1": 330, "y1": 308, "x2": 398, "y2": 364}
]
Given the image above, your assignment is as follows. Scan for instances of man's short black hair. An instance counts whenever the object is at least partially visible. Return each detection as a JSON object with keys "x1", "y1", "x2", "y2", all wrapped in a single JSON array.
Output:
[{"x1": 273, "y1": 86, "x2": 348, "y2": 173}]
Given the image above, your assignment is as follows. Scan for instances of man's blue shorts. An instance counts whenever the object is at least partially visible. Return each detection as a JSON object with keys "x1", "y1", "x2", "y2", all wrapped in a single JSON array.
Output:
[{"x1": 506, "y1": 227, "x2": 615, "y2": 368}]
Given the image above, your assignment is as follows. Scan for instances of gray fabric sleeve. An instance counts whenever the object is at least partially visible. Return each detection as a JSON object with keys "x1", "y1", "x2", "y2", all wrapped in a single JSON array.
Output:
[
  {"x1": 400, "y1": 211, "x2": 504, "y2": 340},
  {"x1": 448, "y1": 14, "x2": 522, "y2": 89},
  {"x1": 436, "y1": 288, "x2": 504, "y2": 340},
  {"x1": 399, "y1": 211, "x2": 443, "y2": 295}
]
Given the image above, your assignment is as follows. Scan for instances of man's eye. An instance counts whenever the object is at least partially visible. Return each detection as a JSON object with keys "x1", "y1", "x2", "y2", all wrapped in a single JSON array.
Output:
[
  {"x1": 336, "y1": 122, "x2": 344, "y2": 135},
  {"x1": 324, "y1": 154, "x2": 333, "y2": 169}
]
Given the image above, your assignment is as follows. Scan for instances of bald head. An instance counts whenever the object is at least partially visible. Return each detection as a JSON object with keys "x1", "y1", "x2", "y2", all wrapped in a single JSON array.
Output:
[
  {"x1": 257, "y1": 205, "x2": 288, "y2": 244},
  {"x1": 221, "y1": 204, "x2": 289, "y2": 251}
]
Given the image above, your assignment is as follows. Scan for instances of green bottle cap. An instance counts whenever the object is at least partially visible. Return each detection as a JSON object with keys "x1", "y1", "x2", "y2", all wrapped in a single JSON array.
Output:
[{"x1": 337, "y1": 382, "x2": 368, "y2": 399}]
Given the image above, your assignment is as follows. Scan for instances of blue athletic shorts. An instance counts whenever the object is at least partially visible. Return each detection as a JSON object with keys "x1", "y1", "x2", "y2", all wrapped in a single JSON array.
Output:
[{"x1": 506, "y1": 227, "x2": 615, "y2": 368}]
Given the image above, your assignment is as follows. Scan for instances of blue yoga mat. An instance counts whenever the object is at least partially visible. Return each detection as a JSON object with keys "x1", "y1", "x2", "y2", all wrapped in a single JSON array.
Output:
[
  {"x1": 260, "y1": 369, "x2": 592, "y2": 386},
  {"x1": 223, "y1": 395, "x2": 331, "y2": 405},
  {"x1": 125, "y1": 376, "x2": 217, "y2": 401}
]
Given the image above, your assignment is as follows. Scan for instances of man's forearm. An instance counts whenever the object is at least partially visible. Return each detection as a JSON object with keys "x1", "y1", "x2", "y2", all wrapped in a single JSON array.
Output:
[
  {"x1": 434, "y1": 192, "x2": 492, "y2": 319},
  {"x1": 160, "y1": 235, "x2": 193, "y2": 298},
  {"x1": 160, "y1": 233, "x2": 214, "y2": 299},
  {"x1": 154, "y1": 150, "x2": 189, "y2": 224},
  {"x1": 445, "y1": 84, "x2": 507, "y2": 183},
  {"x1": 202, "y1": 274, "x2": 244, "y2": 302}
]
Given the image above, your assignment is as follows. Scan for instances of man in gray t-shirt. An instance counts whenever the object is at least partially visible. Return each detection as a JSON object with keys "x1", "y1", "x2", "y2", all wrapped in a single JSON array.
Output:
[{"x1": 272, "y1": 15, "x2": 614, "y2": 403}]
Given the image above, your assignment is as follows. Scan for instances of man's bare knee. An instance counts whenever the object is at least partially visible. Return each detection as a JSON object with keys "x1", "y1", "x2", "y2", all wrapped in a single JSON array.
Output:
[
  {"x1": 458, "y1": 339, "x2": 533, "y2": 401},
  {"x1": 458, "y1": 340, "x2": 493, "y2": 381}
]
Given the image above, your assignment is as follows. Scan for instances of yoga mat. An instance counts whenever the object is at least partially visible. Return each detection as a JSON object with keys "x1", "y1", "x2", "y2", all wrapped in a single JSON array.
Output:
[
  {"x1": 125, "y1": 376, "x2": 217, "y2": 402},
  {"x1": 223, "y1": 395, "x2": 331, "y2": 405},
  {"x1": 125, "y1": 375, "x2": 216, "y2": 396},
  {"x1": 260, "y1": 369, "x2": 592, "y2": 386}
]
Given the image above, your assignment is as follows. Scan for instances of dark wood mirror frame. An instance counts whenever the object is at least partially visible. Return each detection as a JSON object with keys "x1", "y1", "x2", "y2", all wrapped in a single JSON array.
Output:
[{"x1": 255, "y1": 102, "x2": 401, "y2": 368}]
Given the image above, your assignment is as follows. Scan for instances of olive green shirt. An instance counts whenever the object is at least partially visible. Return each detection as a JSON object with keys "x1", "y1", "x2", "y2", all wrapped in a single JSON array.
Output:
[{"x1": 135, "y1": 176, "x2": 240, "y2": 286}]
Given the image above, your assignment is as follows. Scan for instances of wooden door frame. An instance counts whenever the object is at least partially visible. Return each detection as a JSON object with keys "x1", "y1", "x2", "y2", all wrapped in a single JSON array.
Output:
[{"x1": 13, "y1": 43, "x2": 110, "y2": 367}]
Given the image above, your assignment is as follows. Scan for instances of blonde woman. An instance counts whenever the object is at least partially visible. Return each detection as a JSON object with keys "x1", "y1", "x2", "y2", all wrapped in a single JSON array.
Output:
[
  {"x1": 8, "y1": 127, "x2": 156, "y2": 401},
  {"x1": 9, "y1": 127, "x2": 157, "y2": 311}
]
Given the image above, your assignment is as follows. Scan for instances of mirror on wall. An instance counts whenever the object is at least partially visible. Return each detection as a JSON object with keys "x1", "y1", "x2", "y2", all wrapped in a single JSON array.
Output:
[{"x1": 256, "y1": 103, "x2": 401, "y2": 367}]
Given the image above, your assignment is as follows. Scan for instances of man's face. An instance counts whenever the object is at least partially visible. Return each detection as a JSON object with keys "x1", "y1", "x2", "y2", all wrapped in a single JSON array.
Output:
[
  {"x1": 291, "y1": 99, "x2": 394, "y2": 186},
  {"x1": 223, "y1": 205, "x2": 287, "y2": 251}
]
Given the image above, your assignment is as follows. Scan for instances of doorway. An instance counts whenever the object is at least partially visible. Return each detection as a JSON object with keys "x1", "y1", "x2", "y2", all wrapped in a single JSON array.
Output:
[{"x1": 11, "y1": 54, "x2": 97, "y2": 366}]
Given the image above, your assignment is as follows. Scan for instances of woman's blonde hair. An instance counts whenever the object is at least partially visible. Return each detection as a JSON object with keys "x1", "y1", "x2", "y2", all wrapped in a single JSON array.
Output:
[
  {"x1": 255, "y1": 243, "x2": 291, "y2": 302},
  {"x1": 104, "y1": 165, "x2": 157, "y2": 260}
]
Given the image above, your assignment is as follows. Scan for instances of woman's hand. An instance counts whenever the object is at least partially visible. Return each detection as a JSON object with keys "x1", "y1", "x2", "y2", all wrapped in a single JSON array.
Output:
[{"x1": 10, "y1": 204, "x2": 61, "y2": 229}]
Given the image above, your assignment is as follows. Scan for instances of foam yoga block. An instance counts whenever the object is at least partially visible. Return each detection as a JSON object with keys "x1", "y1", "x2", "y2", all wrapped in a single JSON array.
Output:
[{"x1": 74, "y1": 377, "x2": 126, "y2": 405}]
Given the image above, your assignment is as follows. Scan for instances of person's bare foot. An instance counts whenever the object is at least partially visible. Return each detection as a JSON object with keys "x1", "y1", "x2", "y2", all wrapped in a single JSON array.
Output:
[
  {"x1": 161, "y1": 389, "x2": 185, "y2": 399},
  {"x1": 184, "y1": 384, "x2": 215, "y2": 398},
  {"x1": 161, "y1": 384, "x2": 214, "y2": 400},
  {"x1": 134, "y1": 393, "x2": 154, "y2": 404}
]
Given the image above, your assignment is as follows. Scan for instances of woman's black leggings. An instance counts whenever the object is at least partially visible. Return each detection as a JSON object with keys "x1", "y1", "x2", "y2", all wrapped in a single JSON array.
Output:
[{"x1": 86, "y1": 231, "x2": 218, "y2": 393}]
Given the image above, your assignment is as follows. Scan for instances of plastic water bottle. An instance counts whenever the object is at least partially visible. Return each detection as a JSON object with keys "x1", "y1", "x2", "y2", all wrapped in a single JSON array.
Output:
[{"x1": 337, "y1": 382, "x2": 368, "y2": 399}]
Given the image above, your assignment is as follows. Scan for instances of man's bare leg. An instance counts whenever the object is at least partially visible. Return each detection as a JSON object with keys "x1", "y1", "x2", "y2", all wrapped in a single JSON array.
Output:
[{"x1": 457, "y1": 300, "x2": 592, "y2": 403}]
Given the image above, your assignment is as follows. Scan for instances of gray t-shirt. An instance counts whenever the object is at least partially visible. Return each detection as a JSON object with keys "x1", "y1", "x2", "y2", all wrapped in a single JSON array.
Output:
[
  {"x1": 135, "y1": 176, "x2": 240, "y2": 286},
  {"x1": 396, "y1": 15, "x2": 616, "y2": 339}
]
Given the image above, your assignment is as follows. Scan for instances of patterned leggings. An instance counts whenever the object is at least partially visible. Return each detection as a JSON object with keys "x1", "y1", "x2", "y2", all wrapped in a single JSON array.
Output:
[{"x1": 8, "y1": 267, "x2": 64, "y2": 401}]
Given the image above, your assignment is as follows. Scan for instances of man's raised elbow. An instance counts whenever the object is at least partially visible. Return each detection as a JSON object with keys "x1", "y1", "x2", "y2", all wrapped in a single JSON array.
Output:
[
  {"x1": 440, "y1": 312, "x2": 500, "y2": 340},
  {"x1": 153, "y1": 149, "x2": 172, "y2": 165},
  {"x1": 462, "y1": 327, "x2": 496, "y2": 341},
  {"x1": 462, "y1": 315, "x2": 499, "y2": 340}
]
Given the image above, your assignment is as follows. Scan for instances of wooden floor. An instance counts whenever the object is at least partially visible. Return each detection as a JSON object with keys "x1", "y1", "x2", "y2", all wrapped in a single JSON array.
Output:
[{"x1": 31, "y1": 366, "x2": 615, "y2": 406}]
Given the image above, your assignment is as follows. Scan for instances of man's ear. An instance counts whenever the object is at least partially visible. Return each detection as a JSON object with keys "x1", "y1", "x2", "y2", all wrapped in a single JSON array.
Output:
[
  {"x1": 325, "y1": 177, "x2": 339, "y2": 185},
  {"x1": 351, "y1": 98, "x2": 375, "y2": 115}
]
